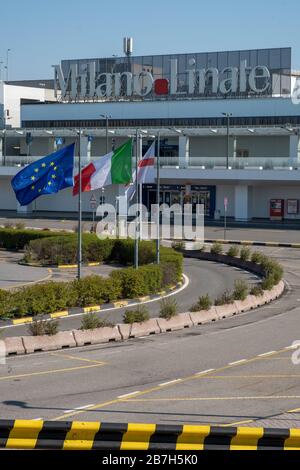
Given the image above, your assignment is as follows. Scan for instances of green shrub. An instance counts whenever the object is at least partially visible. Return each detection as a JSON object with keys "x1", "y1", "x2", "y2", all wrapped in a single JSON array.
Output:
[
  {"x1": 44, "y1": 319, "x2": 60, "y2": 336},
  {"x1": 123, "y1": 306, "x2": 150, "y2": 324},
  {"x1": 159, "y1": 298, "x2": 178, "y2": 319},
  {"x1": 80, "y1": 313, "x2": 114, "y2": 330},
  {"x1": 240, "y1": 247, "x2": 251, "y2": 262},
  {"x1": 251, "y1": 251, "x2": 267, "y2": 264},
  {"x1": 261, "y1": 276, "x2": 276, "y2": 291},
  {"x1": 27, "y1": 318, "x2": 59, "y2": 336},
  {"x1": 15, "y1": 222, "x2": 26, "y2": 230},
  {"x1": 233, "y1": 280, "x2": 248, "y2": 301},
  {"x1": 210, "y1": 242, "x2": 223, "y2": 255},
  {"x1": 28, "y1": 318, "x2": 47, "y2": 336},
  {"x1": 190, "y1": 294, "x2": 212, "y2": 312},
  {"x1": 227, "y1": 246, "x2": 239, "y2": 257},
  {"x1": 250, "y1": 285, "x2": 264, "y2": 296},
  {"x1": 0, "y1": 228, "x2": 65, "y2": 251},
  {"x1": 74, "y1": 275, "x2": 121, "y2": 307},
  {"x1": 215, "y1": 290, "x2": 233, "y2": 306}
]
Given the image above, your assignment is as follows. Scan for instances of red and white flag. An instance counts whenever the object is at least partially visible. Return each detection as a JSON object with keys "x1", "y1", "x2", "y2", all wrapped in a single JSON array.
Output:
[{"x1": 126, "y1": 141, "x2": 155, "y2": 201}]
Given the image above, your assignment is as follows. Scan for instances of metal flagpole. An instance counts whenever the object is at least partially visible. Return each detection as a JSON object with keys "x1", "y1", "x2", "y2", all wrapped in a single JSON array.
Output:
[
  {"x1": 134, "y1": 129, "x2": 139, "y2": 270},
  {"x1": 77, "y1": 129, "x2": 82, "y2": 280},
  {"x1": 156, "y1": 132, "x2": 160, "y2": 265}
]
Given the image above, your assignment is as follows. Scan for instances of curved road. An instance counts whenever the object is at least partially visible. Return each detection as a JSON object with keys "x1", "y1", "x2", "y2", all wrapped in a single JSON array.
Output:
[
  {"x1": 1, "y1": 256, "x2": 257, "y2": 337},
  {"x1": 1, "y1": 246, "x2": 300, "y2": 429}
]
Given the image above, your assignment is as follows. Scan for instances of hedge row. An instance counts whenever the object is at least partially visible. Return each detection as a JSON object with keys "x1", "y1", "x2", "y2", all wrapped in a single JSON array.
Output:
[
  {"x1": 0, "y1": 247, "x2": 183, "y2": 319},
  {"x1": 0, "y1": 228, "x2": 66, "y2": 251}
]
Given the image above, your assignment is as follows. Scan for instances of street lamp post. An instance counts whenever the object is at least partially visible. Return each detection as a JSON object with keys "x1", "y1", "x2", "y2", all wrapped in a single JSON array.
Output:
[
  {"x1": 77, "y1": 129, "x2": 83, "y2": 280},
  {"x1": 222, "y1": 113, "x2": 232, "y2": 169},
  {"x1": 5, "y1": 49, "x2": 11, "y2": 81},
  {"x1": 100, "y1": 114, "x2": 112, "y2": 154}
]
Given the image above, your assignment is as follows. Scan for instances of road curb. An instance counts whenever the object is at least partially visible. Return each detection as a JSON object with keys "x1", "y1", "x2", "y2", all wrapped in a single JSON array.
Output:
[
  {"x1": 1, "y1": 419, "x2": 298, "y2": 450},
  {"x1": 205, "y1": 239, "x2": 300, "y2": 248},
  {"x1": 2, "y1": 280, "x2": 185, "y2": 328},
  {"x1": 3, "y1": 280, "x2": 284, "y2": 356}
]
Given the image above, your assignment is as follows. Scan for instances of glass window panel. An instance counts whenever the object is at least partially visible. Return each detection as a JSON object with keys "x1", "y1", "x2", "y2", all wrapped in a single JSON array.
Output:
[
  {"x1": 196, "y1": 53, "x2": 207, "y2": 69},
  {"x1": 218, "y1": 51, "x2": 228, "y2": 70},
  {"x1": 257, "y1": 49, "x2": 269, "y2": 67},
  {"x1": 178, "y1": 54, "x2": 187, "y2": 74},
  {"x1": 163, "y1": 55, "x2": 171, "y2": 77},
  {"x1": 269, "y1": 49, "x2": 281, "y2": 69},
  {"x1": 153, "y1": 55, "x2": 163, "y2": 75},
  {"x1": 207, "y1": 52, "x2": 217, "y2": 68},
  {"x1": 281, "y1": 48, "x2": 291, "y2": 69},
  {"x1": 249, "y1": 50, "x2": 257, "y2": 67},
  {"x1": 240, "y1": 50, "x2": 250, "y2": 66},
  {"x1": 228, "y1": 51, "x2": 239, "y2": 67}
]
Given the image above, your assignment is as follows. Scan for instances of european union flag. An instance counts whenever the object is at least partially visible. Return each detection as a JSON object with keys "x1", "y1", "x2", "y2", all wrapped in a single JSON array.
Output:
[{"x1": 11, "y1": 144, "x2": 75, "y2": 206}]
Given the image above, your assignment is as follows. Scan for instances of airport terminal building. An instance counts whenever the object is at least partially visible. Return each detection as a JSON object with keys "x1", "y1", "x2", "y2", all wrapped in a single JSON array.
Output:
[{"x1": 1, "y1": 46, "x2": 300, "y2": 221}]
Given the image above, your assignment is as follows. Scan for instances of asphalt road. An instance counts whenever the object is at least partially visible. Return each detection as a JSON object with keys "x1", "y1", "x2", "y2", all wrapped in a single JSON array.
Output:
[
  {"x1": 0, "y1": 257, "x2": 257, "y2": 337},
  {"x1": 1, "y1": 215, "x2": 300, "y2": 243},
  {"x1": 1, "y1": 246, "x2": 300, "y2": 428}
]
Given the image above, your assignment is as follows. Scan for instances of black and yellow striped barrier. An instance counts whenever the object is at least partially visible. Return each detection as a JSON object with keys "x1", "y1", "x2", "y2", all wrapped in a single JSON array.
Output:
[
  {"x1": 205, "y1": 239, "x2": 300, "y2": 248},
  {"x1": 1, "y1": 420, "x2": 300, "y2": 450}
]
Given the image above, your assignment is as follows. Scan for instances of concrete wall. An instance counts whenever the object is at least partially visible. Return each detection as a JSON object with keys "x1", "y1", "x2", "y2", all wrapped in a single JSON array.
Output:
[
  {"x1": 1, "y1": 83, "x2": 55, "y2": 128},
  {"x1": 21, "y1": 97, "x2": 300, "y2": 123},
  {"x1": 252, "y1": 184, "x2": 300, "y2": 219}
]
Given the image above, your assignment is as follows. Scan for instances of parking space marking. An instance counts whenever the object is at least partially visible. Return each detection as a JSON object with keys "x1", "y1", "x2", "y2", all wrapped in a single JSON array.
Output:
[
  {"x1": 50, "y1": 351, "x2": 106, "y2": 365},
  {"x1": 52, "y1": 345, "x2": 294, "y2": 421},
  {"x1": 0, "y1": 363, "x2": 105, "y2": 381}
]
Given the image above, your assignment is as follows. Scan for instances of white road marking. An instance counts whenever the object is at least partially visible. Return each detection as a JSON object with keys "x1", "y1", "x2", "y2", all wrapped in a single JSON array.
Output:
[
  {"x1": 118, "y1": 391, "x2": 141, "y2": 399},
  {"x1": 228, "y1": 359, "x2": 247, "y2": 366},
  {"x1": 64, "y1": 404, "x2": 94, "y2": 413},
  {"x1": 258, "y1": 351, "x2": 277, "y2": 357},
  {"x1": 194, "y1": 369, "x2": 215, "y2": 376},
  {"x1": 159, "y1": 379, "x2": 182, "y2": 387}
]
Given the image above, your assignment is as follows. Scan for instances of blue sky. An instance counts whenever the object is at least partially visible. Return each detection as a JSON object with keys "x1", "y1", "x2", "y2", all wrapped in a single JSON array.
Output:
[{"x1": 1, "y1": 0, "x2": 299, "y2": 80}]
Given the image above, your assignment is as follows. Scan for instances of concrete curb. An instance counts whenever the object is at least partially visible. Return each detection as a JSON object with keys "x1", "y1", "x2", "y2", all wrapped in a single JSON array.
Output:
[
  {"x1": 3, "y1": 280, "x2": 285, "y2": 356},
  {"x1": 0, "y1": 419, "x2": 298, "y2": 450},
  {"x1": 205, "y1": 239, "x2": 300, "y2": 249}
]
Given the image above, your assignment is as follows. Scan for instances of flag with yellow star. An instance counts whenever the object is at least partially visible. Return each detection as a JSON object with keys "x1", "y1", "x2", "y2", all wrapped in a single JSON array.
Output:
[{"x1": 11, "y1": 144, "x2": 75, "y2": 206}]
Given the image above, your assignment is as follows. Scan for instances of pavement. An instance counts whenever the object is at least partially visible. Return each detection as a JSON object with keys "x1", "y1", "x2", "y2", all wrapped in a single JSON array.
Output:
[
  {"x1": 0, "y1": 251, "x2": 118, "y2": 290},
  {"x1": 1, "y1": 215, "x2": 300, "y2": 244},
  {"x1": 1, "y1": 246, "x2": 300, "y2": 428}
]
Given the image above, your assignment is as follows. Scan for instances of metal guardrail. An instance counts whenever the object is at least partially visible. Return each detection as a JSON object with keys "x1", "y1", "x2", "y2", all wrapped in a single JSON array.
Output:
[
  {"x1": 1, "y1": 420, "x2": 300, "y2": 450},
  {"x1": 0, "y1": 155, "x2": 298, "y2": 171}
]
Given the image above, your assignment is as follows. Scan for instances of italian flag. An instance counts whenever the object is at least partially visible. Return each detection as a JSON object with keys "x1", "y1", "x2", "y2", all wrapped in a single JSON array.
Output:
[{"x1": 73, "y1": 139, "x2": 132, "y2": 195}]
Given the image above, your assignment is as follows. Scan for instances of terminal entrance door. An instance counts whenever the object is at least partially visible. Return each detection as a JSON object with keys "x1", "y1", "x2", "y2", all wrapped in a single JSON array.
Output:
[{"x1": 190, "y1": 191, "x2": 212, "y2": 216}]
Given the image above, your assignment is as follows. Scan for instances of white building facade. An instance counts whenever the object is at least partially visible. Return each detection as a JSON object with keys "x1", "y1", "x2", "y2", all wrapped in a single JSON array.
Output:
[{"x1": 0, "y1": 47, "x2": 300, "y2": 222}]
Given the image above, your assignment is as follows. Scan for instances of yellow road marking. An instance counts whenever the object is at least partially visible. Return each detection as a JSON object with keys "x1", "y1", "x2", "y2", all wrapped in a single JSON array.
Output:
[
  {"x1": 83, "y1": 306, "x2": 101, "y2": 313},
  {"x1": 0, "y1": 363, "x2": 105, "y2": 381},
  {"x1": 50, "y1": 311, "x2": 68, "y2": 319},
  {"x1": 52, "y1": 346, "x2": 291, "y2": 421},
  {"x1": 123, "y1": 395, "x2": 300, "y2": 402},
  {"x1": 288, "y1": 408, "x2": 300, "y2": 413},
  {"x1": 220, "y1": 420, "x2": 254, "y2": 427},
  {"x1": 12, "y1": 317, "x2": 33, "y2": 325},
  {"x1": 114, "y1": 301, "x2": 128, "y2": 308},
  {"x1": 50, "y1": 351, "x2": 106, "y2": 365},
  {"x1": 58, "y1": 264, "x2": 77, "y2": 269}
]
